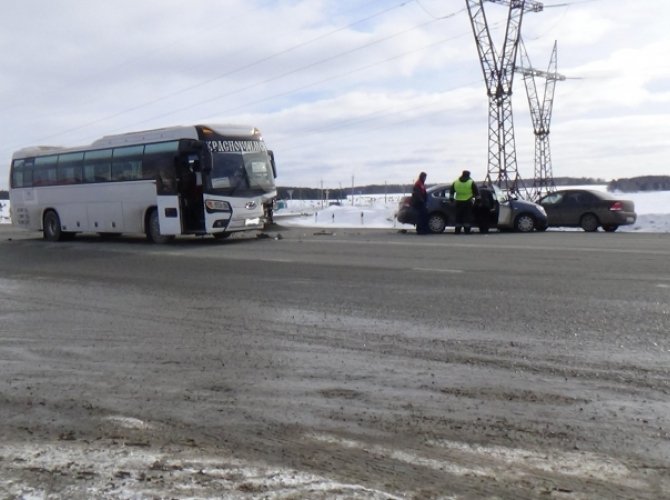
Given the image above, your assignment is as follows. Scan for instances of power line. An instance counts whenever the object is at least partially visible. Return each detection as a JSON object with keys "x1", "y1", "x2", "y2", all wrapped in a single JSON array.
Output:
[
  {"x1": 22, "y1": 1, "x2": 414, "y2": 146},
  {"x1": 414, "y1": 0, "x2": 466, "y2": 20},
  {"x1": 0, "y1": 0, "x2": 399, "y2": 116},
  {"x1": 543, "y1": 0, "x2": 601, "y2": 7},
  {"x1": 206, "y1": 33, "x2": 477, "y2": 136},
  {"x1": 278, "y1": 77, "x2": 483, "y2": 156},
  {"x1": 60, "y1": 12, "x2": 464, "y2": 144}
]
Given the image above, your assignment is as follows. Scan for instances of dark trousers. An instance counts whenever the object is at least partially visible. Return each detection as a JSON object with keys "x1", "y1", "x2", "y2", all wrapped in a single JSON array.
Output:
[
  {"x1": 454, "y1": 200, "x2": 473, "y2": 233},
  {"x1": 415, "y1": 204, "x2": 429, "y2": 234}
]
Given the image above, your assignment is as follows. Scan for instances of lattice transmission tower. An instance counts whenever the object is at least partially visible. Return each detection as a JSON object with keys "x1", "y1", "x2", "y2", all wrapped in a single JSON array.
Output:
[
  {"x1": 466, "y1": 0, "x2": 543, "y2": 197},
  {"x1": 517, "y1": 39, "x2": 566, "y2": 200}
]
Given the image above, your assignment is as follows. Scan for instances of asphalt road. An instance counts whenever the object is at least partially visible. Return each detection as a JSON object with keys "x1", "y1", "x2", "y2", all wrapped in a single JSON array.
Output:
[{"x1": 1, "y1": 225, "x2": 669, "y2": 499}]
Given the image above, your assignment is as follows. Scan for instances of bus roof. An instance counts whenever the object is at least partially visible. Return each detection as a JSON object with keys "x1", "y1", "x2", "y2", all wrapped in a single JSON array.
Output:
[
  {"x1": 12, "y1": 124, "x2": 262, "y2": 159},
  {"x1": 11, "y1": 145, "x2": 68, "y2": 158},
  {"x1": 91, "y1": 124, "x2": 261, "y2": 147}
]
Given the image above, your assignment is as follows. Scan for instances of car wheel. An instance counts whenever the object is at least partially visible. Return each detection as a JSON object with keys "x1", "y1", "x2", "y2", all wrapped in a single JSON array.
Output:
[
  {"x1": 427, "y1": 213, "x2": 446, "y2": 233},
  {"x1": 602, "y1": 224, "x2": 619, "y2": 232},
  {"x1": 146, "y1": 209, "x2": 174, "y2": 244},
  {"x1": 580, "y1": 213, "x2": 599, "y2": 232},
  {"x1": 514, "y1": 213, "x2": 536, "y2": 232}
]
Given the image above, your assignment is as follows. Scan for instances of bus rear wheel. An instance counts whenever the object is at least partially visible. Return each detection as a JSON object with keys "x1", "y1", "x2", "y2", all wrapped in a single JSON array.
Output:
[
  {"x1": 43, "y1": 210, "x2": 65, "y2": 242},
  {"x1": 146, "y1": 209, "x2": 174, "y2": 244}
]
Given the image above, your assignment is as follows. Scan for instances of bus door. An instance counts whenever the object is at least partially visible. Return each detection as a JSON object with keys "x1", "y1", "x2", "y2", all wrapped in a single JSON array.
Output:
[
  {"x1": 156, "y1": 164, "x2": 181, "y2": 236},
  {"x1": 177, "y1": 154, "x2": 205, "y2": 233}
]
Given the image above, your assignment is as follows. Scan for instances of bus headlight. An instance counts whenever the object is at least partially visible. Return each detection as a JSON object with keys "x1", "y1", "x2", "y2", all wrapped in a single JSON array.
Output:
[{"x1": 205, "y1": 199, "x2": 232, "y2": 213}]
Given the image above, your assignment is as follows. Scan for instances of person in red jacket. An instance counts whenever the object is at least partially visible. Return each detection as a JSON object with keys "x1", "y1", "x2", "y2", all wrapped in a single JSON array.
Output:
[{"x1": 412, "y1": 171, "x2": 429, "y2": 234}]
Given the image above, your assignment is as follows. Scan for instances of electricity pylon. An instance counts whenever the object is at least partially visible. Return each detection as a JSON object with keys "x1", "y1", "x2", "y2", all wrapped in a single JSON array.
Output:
[
  {"x1": 466, "y1": 0, "x2": 543, "y2": 198},
  {"x1": 517, "y1": 39, "x2": 566, "y2": 200}
]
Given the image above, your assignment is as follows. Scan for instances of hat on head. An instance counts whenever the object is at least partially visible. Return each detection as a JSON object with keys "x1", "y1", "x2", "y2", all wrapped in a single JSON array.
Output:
[{"x1": 462, "y1": 170, "x2": 471, "y2": 177}]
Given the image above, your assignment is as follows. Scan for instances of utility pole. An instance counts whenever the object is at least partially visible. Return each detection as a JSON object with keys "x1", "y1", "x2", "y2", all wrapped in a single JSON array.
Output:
[
  {"x1": 466, "y1": 0, "x2": 543, "y2": 198},
  {"x1": 517, "y1": 39, "x2": 566, "y2": 200}
]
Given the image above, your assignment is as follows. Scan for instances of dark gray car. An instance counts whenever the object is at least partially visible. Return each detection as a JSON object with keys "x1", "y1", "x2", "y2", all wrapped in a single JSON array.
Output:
[
  {"x1": 537, "y1": 189, "x2": 637, "y2": 232},
  {"x1": 396, "y1": 183, "x2": 548, "y2": 233}
]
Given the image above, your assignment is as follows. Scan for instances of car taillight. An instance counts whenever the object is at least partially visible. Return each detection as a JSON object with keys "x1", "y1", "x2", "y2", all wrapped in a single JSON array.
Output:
[{"x1": 609, "y1": 201, "x2": 623, "y2": 211}]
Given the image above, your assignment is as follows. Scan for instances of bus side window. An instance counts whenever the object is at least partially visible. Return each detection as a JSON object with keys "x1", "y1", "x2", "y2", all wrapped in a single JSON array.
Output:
[
  {"x1": 83, "y1": 149, "x2": 112, "y2": 183},
  {"x1": 156, "y1": 166, "x2": 177, "y2": 195},
  {"x1": 95, "y1": 164, "x2": 111, "y2": 182},
  {"x1": 143, "y1": 150, "x2": 177, "y2": 194},
  {"x1": 33, "y1": 156, "x2": 58, "y2": 186},
  {"x1": 11, "y1": 159, "x2": 33, "y2": 188},
  {"x1": 57, "y1": 152, "x2": 84, "y2": 184},
  {"x1": 112, "y1": 161, "x2": 131, "y2": 181},
  {"x1": 111, "y1": 145, "x2": 143, "y2": 181}
]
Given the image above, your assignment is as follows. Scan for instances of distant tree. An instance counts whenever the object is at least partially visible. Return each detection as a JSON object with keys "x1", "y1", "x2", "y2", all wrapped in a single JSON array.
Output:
[
  {"x1": 550, "y1": 177, "x2": 606, "y2": 186},
  {"x1": 608, "y1": 176, "x2": 670, "y2": 192},
  {"x1": 0, "y1": 190, "x2": 8, "y2": 200}
]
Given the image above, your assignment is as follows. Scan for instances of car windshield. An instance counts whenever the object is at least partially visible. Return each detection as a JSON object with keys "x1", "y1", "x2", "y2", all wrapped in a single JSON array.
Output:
[{"x1": 208, "y1": 152, "x2": 275, "y2": 195}]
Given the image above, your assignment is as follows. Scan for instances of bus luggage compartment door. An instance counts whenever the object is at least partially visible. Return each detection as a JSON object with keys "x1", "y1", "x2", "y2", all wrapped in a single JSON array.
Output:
[{"x1": 156, "y1": 195, "x2": 181, "y2": 235}]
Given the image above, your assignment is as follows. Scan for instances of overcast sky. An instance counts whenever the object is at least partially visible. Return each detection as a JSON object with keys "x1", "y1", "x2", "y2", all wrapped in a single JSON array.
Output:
[{"x1": 1, "y1": 0, "x2": 668, "y2": 190}]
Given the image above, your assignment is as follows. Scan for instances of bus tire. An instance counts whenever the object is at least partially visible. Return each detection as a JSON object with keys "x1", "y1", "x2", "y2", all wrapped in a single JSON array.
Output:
[
  {"x1": 43, "y1": 210, "x2": 64, "y2": 242},
  {"x1": 146, "y1": 209, "x2": 174, "y2": 244}
]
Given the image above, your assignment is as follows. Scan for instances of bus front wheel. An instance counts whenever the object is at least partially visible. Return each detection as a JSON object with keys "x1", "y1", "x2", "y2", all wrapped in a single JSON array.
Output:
[{"x1": 146, "y1": 209, "x2": 174, "y2": 244}]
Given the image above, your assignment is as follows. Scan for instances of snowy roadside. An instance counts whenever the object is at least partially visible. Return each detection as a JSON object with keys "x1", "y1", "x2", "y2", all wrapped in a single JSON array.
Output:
[
  {"x1": 2, "y1": 188, "x2": 669, "y2": 232},
  {"x1": 274, "y1": 189, "x2": 670, "y2": 233},
  {"x1": 1, "y1": 438, "x2": 397, "y2": 499}
]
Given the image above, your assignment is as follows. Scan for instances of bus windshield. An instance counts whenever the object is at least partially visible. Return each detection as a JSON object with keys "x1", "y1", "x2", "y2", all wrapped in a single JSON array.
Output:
[{"x1": 208, "y1": 151, "x2": 275, "y2": 195}]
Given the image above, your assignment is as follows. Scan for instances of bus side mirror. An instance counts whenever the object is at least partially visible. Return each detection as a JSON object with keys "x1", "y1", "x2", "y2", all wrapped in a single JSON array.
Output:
[
  {"x1": 268, "y1": 150, "x2": 277, "y2": 178},
  {"x1": 187, "y1": 154, "x2": 201, "y2": 172}
]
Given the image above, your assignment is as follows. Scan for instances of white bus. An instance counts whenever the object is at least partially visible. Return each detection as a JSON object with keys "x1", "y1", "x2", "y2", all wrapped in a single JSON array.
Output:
[{"x1": 9, "y1": 124, "x2": 277, "y2": 243}]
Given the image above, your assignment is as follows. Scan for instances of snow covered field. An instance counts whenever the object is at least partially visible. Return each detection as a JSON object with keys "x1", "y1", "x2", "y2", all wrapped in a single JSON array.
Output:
[{"x1": 1, "y1": 187, "x2": 669, "y2": 232}]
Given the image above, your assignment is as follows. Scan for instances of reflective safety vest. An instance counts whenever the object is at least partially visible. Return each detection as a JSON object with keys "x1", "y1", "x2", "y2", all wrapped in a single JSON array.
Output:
[{"x1": 453, "y1": 179, "x2": 475, "y2": 201}]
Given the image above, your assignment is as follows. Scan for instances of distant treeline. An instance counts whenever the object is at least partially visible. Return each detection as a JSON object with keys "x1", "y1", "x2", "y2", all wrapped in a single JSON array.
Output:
[
  {"x1": 277, "y1": 177, "x2": 608, "y2": 200},
  {"x1": 607, "y1": 176, "x2": 670, "y2": 192},
  {"x1": 551, "y1": 177, "x2": 606, "y2": 186},
  {"x1": 277, "y1": 184, "x2": 411, "y2": 200},
  {"x1": 0, "y1": 190, "x2": 8, "y2": 200},
  {"x1": 278, "y1": 176, "x2": 670, "y2": 199}
]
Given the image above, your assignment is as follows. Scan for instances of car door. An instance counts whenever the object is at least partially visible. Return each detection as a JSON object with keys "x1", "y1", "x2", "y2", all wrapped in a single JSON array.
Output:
[
  {"x1": 539, "y1": 192, "x2": 567, "y2": 225},
  {"x1": 558, "y1": 192, "x2": 587, "y2": 225},
  {"x1": 474, "y1": 188, "x2": 498, "y2": 229},
  {"x1": 429, "y1": 188, "x2": 453, "y2": 223}
]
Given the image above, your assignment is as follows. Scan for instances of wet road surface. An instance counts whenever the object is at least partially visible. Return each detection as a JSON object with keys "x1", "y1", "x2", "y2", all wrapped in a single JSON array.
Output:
[{"x1": 1, "y1": 225, "x2": 669, "y2": 498}]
